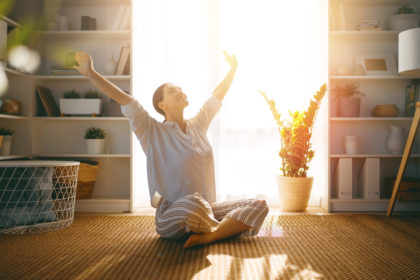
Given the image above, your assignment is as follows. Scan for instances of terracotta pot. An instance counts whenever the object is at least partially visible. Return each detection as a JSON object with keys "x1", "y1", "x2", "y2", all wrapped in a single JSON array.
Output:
[
  {"x1": 338, "y1": 97, "x2": 361, "y2": 117},
  {"x1": 276, "y1": 175, "x2": 313, "y2": 212}
]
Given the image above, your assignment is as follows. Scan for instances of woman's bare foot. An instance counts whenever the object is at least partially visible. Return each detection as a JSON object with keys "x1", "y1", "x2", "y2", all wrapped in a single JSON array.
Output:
[{"x1": 183, "y1": 232, "x2": 214, "y2": 248}]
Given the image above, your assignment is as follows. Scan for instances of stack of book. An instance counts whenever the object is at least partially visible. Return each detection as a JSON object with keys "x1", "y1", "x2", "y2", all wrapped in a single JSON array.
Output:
[
  {"x1": 357, "y1": 20, "x2": 382, "y2": 31},
  {"x1": 50, "y1": 66, "x2": 80, "y2": 76}
]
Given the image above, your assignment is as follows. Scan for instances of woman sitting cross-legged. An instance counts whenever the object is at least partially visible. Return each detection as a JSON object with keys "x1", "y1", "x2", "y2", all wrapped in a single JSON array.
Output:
[{"x1": 73, "y1": 51, "x2": 269, "y2": 248}]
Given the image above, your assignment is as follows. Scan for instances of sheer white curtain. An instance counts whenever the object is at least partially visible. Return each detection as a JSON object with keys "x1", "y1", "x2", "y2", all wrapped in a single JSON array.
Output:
[{"x1": 132, "y1": 0, "x2": 328, "y2": 208}]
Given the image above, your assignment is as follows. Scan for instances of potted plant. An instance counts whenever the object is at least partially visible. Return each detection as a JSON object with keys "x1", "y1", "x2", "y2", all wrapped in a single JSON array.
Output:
[
  {"x1": 260, "y1": 84, "x2": 326, "y2": 211},
  {"x1": 0, "y1": 128, "x2": 14, "y2": 156},
  {"x1": 84, "y1": 126, "x2": 106, "y2": 154},
  {"x1": 332, "y1": 82, "x2": 364, "y2": 117},
  {"x1": 388, "y1": 5, "x2": 420, "y2": 32},
  {"x1": 59, "y1": 89, "x2": 103, "y2": 116}
]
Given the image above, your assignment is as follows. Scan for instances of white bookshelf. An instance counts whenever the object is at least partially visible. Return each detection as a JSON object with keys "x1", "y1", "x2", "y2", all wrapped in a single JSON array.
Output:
[
  {"x1": 328, "y1": 0, "x2": 420, "y2": 212},
  {"x1": 1, "y1": 1, "x2": 133, "y2": 212}
]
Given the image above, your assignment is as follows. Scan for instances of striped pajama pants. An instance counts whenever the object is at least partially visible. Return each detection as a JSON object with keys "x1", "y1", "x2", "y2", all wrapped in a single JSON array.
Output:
[{"x1": 155, "y1": 192, "x2": 269, "y2": 240}]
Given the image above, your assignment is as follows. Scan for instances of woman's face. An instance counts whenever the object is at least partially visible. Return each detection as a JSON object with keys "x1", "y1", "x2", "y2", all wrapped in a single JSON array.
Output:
[{"x1": 160, "y1": 83, "x2": 189, "y2": 113}]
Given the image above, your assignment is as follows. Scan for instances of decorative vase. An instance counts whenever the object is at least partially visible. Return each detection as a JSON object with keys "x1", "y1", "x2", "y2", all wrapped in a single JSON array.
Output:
[
  {"x1": 387, "y1": 125, "x2": 404, "y2": 154},
  {"x1": 276, "y1": 175, "x2": 313, "y2": 212},
  {"x1": 85, "y1": 139, "x2": 105, "y2": 154},
  {"x1": 338, "y1": 97, "x2": 361, "y2": 117},
  {"x1": 344, "y1": 135, "x2": 358, "y2": 154},
  {"x1": 104, "y1": 55, "x2": 117, "y2": 75},
  {"x1": 388, "y1": 14, "x2": 420, "y2": 32},
  {"x1": 0, "y1": 135, "x2": 12, "y2": 156}
]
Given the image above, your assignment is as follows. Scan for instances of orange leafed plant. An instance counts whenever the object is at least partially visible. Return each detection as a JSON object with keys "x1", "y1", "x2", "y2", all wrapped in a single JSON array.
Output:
[{"x1": 260, "y1": 83, "x2": 327, "y2": 178}]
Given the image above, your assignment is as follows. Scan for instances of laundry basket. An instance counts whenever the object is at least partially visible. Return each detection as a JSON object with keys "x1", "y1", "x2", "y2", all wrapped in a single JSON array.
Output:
[{"x1": 0, "y1": 160, "x2": 80, "y2": 234}]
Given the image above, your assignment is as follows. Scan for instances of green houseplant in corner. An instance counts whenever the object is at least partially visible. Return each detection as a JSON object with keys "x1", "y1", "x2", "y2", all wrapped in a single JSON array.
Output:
[
  {"x1": 84, "y1": 126, "x2": 106, "y2": 154},
  {"x1": 260, "y1": 84, "x2": 327, "y2": 211}
]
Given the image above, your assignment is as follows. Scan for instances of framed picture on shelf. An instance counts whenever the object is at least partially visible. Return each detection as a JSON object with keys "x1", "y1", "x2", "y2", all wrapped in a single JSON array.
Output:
[{"x1": 354, "y1": 53, "x2": 397, "y2": 76}]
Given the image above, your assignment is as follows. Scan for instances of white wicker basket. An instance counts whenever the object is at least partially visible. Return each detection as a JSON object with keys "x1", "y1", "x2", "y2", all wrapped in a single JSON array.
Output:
[{"x1": 0, "y1": 160, "x2": 80, "y2": 234}]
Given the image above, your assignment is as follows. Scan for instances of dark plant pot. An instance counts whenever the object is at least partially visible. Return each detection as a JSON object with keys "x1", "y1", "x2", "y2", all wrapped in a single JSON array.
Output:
[{"x1": 338, "y1": 97, "x2": 360, "y2": 117}]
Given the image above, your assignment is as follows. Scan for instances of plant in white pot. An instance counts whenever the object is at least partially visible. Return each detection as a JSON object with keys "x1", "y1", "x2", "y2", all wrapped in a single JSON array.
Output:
[
  {"x1": 0, "y1": 128, "x2": 14, "y2": 156},
  {"x1": 332, "y1": 82, "x2": 364, "y2": 117},
  {"x1": 59, "y1": 89, "x2": 103, "y2": 116},
  {"x1": 388, "y1": 5, "x2": 420, "y2": 32},
  {"x1": 84, "y1": 126, "x2": 106, "y2": 154},
  {"x1": 260, "y1": 84, "x2": 326, "y2": 211}
]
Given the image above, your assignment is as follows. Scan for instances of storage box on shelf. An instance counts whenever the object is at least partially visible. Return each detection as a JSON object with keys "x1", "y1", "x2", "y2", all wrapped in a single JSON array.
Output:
[
  {"x1": 1, "y1": 0, "x2": 133, "y2": 212},
  {"x1": 328, "y1": 0, "x2": 420, "y2": 212}
]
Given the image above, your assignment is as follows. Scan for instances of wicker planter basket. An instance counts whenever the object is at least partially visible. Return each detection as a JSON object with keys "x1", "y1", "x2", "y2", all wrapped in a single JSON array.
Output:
[
  {"x1": 76, "y1": 162, "x2": 99, "y2": 199},
  {"x1": 56, "y1": 161, "x2": 99, "y2": 199}
]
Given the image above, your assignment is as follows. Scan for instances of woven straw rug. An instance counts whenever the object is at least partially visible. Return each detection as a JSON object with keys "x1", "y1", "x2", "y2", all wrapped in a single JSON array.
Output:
[{"x1": 0, "y1": 214, "x2": 419, "y2": 280}]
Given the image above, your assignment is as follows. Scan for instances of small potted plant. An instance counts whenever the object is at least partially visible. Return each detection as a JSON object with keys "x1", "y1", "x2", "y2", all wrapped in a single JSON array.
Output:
[
  {"x1": 59, "y1": 89, "x2": 103, "y2": 116},
  {"x1": 84, "y1": 126, "x2": 106, "y2": 154},
  {"x1": 260, "y1": 84, "x2": 326, "y2": 211},
  {"x1": 0, "y1": 128, "x2": 14, "y2": 156},
  {"x1": 332, "y1": 82, "x2": 365, "y2": 117},
  {"x1": 388, "y1": 5, "x2": 420, "y2": 32}
]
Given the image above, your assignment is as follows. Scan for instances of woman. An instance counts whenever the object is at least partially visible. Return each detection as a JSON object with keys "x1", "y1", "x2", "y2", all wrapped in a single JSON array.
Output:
[{"x1": 73, "y1": 51, "x2": 269, "y2": 248}]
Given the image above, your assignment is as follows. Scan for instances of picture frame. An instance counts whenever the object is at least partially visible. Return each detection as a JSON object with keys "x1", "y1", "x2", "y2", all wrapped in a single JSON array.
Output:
[{"x1": 354, "y1": 53, "x2": 397, "y2": 76}]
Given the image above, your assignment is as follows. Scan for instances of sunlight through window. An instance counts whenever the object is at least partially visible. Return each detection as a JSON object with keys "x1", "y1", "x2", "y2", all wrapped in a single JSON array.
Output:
[{"x1": 132, "y1": 0, "x2": 327, "y2": 207}]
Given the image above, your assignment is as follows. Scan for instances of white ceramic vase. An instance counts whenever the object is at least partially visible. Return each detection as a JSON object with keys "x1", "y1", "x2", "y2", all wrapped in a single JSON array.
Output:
[
  {"x1": 344, "y1": 135, "x2": 358, "y2": 154},
  {"x1": 85, "y1": 139, "x2": 105, "y2": 154},
  {"x1": 387, "y1": 125, "x2": 404, "y2": 154}
]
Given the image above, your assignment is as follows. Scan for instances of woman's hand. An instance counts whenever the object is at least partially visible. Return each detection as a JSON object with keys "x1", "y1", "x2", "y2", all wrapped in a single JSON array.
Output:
[
  {"x1": 73, "y1": 51, "x2": 95, "y2": 77},
  {"x1": 223, "y1": 51, "x2": 238, "y2": 71}
]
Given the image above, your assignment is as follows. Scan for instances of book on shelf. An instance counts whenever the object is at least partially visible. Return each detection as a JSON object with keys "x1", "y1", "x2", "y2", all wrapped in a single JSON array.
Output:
[
  {"x1": 404, "y1": 82, "x2": 419, "y2": 117},
  {"x1": 330, "y1": 3, "x2": 346, "y2": 30},
  {"x1": 35, "y1": 86, "x2": 60, "y2": 117},
  {"x1": 115, "y1": 46, "x2": 130, "y2": 75}
]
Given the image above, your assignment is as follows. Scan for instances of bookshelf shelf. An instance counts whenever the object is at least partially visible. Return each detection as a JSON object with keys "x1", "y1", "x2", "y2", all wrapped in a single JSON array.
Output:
[
  {"x1": 331, "y1": 117, "x2": 414, "y2": 121},
  {"x1": 32, "y1": 117, "x2": 128, "y2": 121},
  {"x1": 330, "y1": 154, "x2": 420, "y2": 158},
  {"x1": 32, "y1": 153, "x2": 130, "y2": 158},
  {"x1": 4, "y1": 67, "x2": 31, "y2": 78},
  {"x1": 329, "y1": 30, "x2": 399, "y2": 40},
  {"x1": 328, "y1": 0, "x2": 420, "y2": 212},
  {"x1": 330, "y1": 75, "x2": 420, "y2": 80},
  {"x1": 34, "y1": 75, "x2": 131, "y2": 81},
  {"x1": 0, "y1": 114, "x2": 30, "y2": 120},
  {"x1": 2, "y1": 0, "x2": 134, "y2": 213},
  {"x1": 36, "y1": 30, "x2": 130, "y2": 40},
  {"x1": 0, "y1": 15, "x2": 21, "y2": 28}
]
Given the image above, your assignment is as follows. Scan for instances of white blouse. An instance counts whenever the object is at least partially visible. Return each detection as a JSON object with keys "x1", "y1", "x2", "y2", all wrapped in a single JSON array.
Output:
[{"x1": 121, "y1": 96, "x2": 222, "y2": 208}]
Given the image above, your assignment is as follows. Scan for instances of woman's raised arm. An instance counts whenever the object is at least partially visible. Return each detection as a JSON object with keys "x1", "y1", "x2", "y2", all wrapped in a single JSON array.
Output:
[
  {"x1": 73, "y1": 51, "x2": 133, "y2": 105},
  {"x1": 212, "y1": 51, "x2": 238, "y2": 101}
]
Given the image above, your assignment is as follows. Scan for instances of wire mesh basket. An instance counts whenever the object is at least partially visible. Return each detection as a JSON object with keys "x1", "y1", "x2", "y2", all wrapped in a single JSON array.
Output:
[{"x1": 0, "y1": 160, "x2": 80, "y2": 234}]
